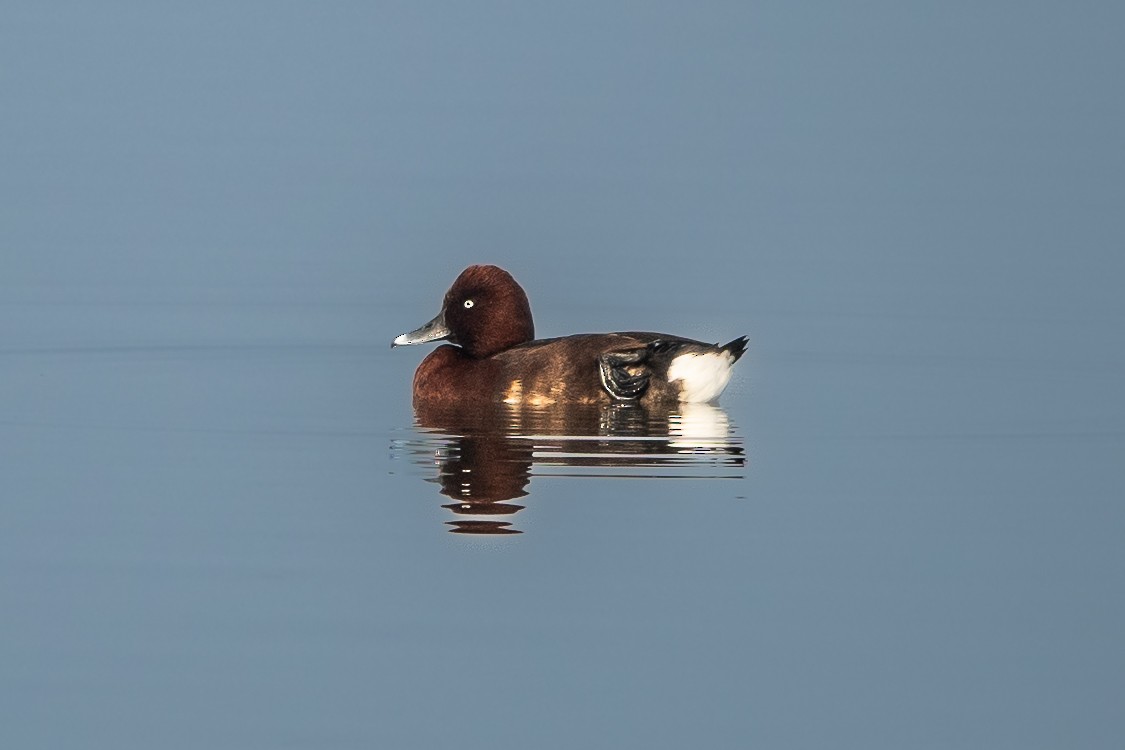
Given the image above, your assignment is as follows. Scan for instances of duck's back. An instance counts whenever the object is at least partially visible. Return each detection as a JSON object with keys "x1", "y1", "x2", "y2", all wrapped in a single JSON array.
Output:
[{"x1": 495, "y1": 332, "x2": 746, "y2": 405}]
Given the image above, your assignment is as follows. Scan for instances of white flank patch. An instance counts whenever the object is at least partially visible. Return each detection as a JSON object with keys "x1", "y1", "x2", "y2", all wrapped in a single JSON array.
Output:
[{"x1": 667, "y1": 351, "x2": 735, "y2": 403}]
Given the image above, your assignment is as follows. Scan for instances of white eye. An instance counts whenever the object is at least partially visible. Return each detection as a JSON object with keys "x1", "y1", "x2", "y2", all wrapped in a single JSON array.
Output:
[{"x1": 463, "y1": 299, "x2": 474, "y2": 309}]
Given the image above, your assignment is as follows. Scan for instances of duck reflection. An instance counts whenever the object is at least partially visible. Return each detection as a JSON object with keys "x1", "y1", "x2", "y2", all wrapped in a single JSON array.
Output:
[{"x1": 396, "y1": 401, "x2": 745, "y2": 534}]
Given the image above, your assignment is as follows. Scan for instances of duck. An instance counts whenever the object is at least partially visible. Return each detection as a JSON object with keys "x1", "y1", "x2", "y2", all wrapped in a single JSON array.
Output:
[{"x1": 392, "y1": 265, "x2": 747, "y2": 406}]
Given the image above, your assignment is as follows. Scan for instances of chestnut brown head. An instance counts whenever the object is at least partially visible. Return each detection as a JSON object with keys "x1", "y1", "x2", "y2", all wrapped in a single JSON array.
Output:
[{"x1": 392, "y1": 265, "x2": 534, "y2": 359}]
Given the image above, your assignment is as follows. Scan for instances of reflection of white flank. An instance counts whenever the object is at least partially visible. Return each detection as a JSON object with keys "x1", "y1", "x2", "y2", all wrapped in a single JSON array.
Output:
[
  {"x1": 669, "y1": 402, "x2": 731, "y2": 449},
  {"x1": 667, "y1": 351, "x2": 735, "y2": 403}
]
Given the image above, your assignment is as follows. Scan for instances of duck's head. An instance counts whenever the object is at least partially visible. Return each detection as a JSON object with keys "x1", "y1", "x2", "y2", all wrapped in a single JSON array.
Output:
[{"x1": 392, "y1": 265, "x2": 535, "y2": 359}]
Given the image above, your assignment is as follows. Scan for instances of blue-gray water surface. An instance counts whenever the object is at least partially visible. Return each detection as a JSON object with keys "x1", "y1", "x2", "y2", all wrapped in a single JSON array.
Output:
[{"x1": 2, "y1": 3, "x2": 1124, "y2": 749}]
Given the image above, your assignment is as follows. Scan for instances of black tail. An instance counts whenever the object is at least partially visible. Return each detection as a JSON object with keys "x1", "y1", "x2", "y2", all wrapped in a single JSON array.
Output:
[{"x1": 721, "y1": 336, "x2": 749, "y2": 362}]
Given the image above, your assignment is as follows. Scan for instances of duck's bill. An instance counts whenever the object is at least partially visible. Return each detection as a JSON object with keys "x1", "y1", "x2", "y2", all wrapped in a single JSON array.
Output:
[{"x1": 392, "y1": 312, "x2": 453, "y2": 347}]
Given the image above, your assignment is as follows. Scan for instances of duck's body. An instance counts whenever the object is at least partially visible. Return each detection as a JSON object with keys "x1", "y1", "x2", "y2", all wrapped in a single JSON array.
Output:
[{"x1": 393, "y1": 265, "x2": 747, "y2": 406}]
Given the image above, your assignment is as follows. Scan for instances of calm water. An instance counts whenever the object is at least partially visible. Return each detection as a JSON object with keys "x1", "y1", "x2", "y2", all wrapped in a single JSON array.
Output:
[
  {"x1": 3, "y1": 294, "x2": 1121, "y2": 749},
  {"x1": 3, "y1": 3, "x2": 1124, "y2": 749}
]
